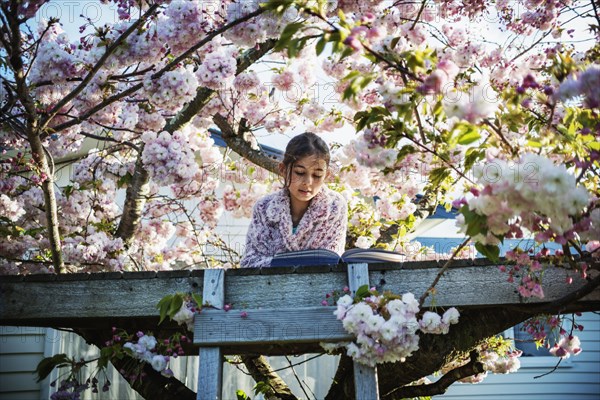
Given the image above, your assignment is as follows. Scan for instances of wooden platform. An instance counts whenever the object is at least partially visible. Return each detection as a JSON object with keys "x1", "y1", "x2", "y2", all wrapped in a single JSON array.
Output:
[{"x1": 1, "y1": 259, "x2": 598, "y2": 328}]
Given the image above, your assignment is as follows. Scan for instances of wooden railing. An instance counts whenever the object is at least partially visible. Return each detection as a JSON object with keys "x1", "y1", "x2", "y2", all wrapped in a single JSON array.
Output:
[{"x1": 1, "y1": 259, "x2": 598, "y2": 399}]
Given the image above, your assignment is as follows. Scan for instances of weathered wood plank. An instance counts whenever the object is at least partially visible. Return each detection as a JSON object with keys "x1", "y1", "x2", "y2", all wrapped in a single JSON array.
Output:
[
  {"x1": 1, "y1": 263, "x2": 598, "y2": 327},
  {"x1": 198, "y1": 269, "x2": 225, "y2": 400},
  {"x1": 194, "y1": 307, "x2": 351, "y2": 346},
  {"x1": 348, "y1": 263, "x2": 380, "y2": 400},
  {"x1": 354, "y1": 363, "x2": 380, "y2": 400},
  {"x1": 197, "y1": 348, "x2": 222, "y2": 400}
]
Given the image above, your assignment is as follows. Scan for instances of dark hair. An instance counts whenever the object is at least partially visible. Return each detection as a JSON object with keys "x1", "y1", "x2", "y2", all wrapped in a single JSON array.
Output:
[{"x1": 282, "y1": 132, "x2": 330, "y2": 187}]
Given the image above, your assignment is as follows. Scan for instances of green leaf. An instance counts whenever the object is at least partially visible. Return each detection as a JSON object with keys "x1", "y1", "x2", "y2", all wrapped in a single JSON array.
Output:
[
  {"x1": 428, "y1": 166, "x2": 451, "y2": 188},
  {"x1": 168, "y1": 294, "x2": 184, "y2": 319},
  {"x1": 192, "y1": 293, "x2": 203, "y2": 309},
  {"x1": 456, "y1": 123, "x2": 481, "y2": 145},
  {"x1": 396, "y1": 145, "x2": 416, "y2": 162},
  {"x1": 35, "y1": 354, "x2": 70, "y2": 382},
  {"x1": 273, "y1": 22, "x2": 305, "y2": 53},
  {"x1": 354, "y1": 284, "x2": 371, "y2": 300},
  {"x1": 157, "y1": 294, "x2": 173, "y2": 325},
  {"x1": 99, "y1": 346, "x2": 114, "y2": 369},
  {"x1": 253, "y1": 381, "x2": 271, "y2": 396},
  {"x1": 475, "y1": 242, "x2": 500, "y2": 263},
  {"x1": 236, "y1": 389, "x2": 251, "y2": 400},
  {"x1": 315, "y1": 37, "x2": 326, "y2": 56},
  {"x1": 260, "y1": 0, "x2": 296, "y2": 13},
  {"x1": 63, "y1": 185, "x2": 74, "y2": 199},
  {"x1": 464, "y1": 148, "x2": 485, "y2": 172},
  {"x1": 461, "y1": 206, "x2": 488, "y2": 237},
  {"x1": 581, "y1": 134, "x2": 600, "y2": 150},
  {"x1": 117, "y1": 172, "x2": 133, "y2": 189},
  {"x1": 526, "y1": 139, "x2": 542, "y2": 148}
]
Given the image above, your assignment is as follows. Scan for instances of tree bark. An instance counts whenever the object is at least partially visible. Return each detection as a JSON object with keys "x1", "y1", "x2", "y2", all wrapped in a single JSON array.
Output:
[
  {"x1": 241, "y1": 355, "x2": 298, "y2": 400},
  {"x1": 2, "y1": 1, "x2": 65, "y2": 272},
  {"x1": 213, "y1": 114, "x2": 280, "y2": 175}
]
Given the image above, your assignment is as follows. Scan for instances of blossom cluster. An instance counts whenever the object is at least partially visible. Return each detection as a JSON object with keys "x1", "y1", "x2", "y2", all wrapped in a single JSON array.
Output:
[
  {"x1": 49, "y1": 378, "x2": 90, "y2": 400},
  {"x1": 443, "y1": 84, "x2": 498, "y2": 124},
  {"x1": 0, "y1": 194, "x2": 25, "y2": 222},
  {"x1": 172, "y1": 302, "x2": 196, "y2": 331},
  {"x1": 458, "y1": 349, "x2": 523, "y2": 384},
  {"x1": 118, "y1": 330, "x2": 186, "y2": 379},
  {"x1": 196, "y1": 50, "x2": 237, "y2": 90},
  {"x1": 456, "y1": 153, "x2": 590, "y2": 246},
  {"x1": 29, "y1": 21, "x2": 81, "y2": 84},
  {"x1": 549, "y1": 335, "x2": 582, "y2": 359},
  {"x1": 332, "y1": 292, "x2": 460, "y2": 366},
  {"x1": 351, "y1": 128, "x2": 398, "y2": 169},
  {"x1": 557, "y1": 66, "x2": 600, "y2": 109},
  {"x1": 62, "y1": 230, "x2": 126, "y2": 271},
  {"x1": 143, "y1": 67, "x2": 199, "y2": 112},
  {"x1": 158, "y1": 0, "x2": 210, "y2": 56},
  {"x1": 498, "y1": 249, "x2": 546, "y2": 299},
  {"x1": 141, "y1": 130, "x2": 199, "y2": 186},
  {"x1": 223, "y1": 1, "x2": 289, "y2": 48},
  {"x1": 88, "y1": 22, "x2": 163, "y2": 69},
  {"x1": 222, "y1": 183, "x2": 268, "y2": 218}
]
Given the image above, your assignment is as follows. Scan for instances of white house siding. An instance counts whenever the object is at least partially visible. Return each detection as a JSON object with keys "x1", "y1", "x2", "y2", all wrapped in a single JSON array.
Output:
[
  {"x1": 0, "y1": 326, "x2": 46, "y2": 400},
  {"x1": 439, "y1": 312, "x2": 600, "y2": 400},
  {"x1": 46, "y1": 329, "x2": 340, "y2": 400},
  {"x1": 49, "y1": 329, "x2": 144, "y2": 400},
  {"x1": 220, "y1": 354, "x2": 339, "y2": 400}
]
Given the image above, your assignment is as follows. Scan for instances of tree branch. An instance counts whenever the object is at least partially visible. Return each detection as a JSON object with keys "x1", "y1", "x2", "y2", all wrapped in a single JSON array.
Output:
[
  {"x1": 241, "y1": 355, "x2": 298, "y2": 400},
  {"x1": 115, "y1": 39, "x2": 278, "y2": 245},
  {"x1": 49, "y1": 7, "x2": 266, "y2": 135},
  {"x1": 41, "y1": 4, "x2": 160, "y2": 129},
  {"x1": 76, "y1": 328, "x2": 195, "y2": 400},
  {"x1": 384, "y1": 351, "x2": 485, "y2": 399},
  {"x1": 213, "y1": 114, "x2": 280, "y2": 175},
  {"x1": 324, "y1": 354, "x2": 354, "y2": 400},
  {"x1": 4, "y1": 0, "x2": 65, "y2": 273}
]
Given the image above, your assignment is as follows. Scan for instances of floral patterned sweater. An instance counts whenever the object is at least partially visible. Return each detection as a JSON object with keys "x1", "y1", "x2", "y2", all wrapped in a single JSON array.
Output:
[{"x1": 240, "y1": 187, "x2": 348, "y2": 268}]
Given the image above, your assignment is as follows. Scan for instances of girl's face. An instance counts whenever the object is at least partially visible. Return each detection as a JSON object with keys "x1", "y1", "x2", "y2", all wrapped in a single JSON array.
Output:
[{"x1": 281, "y1": 154, "x2": 328, "y2": 210}]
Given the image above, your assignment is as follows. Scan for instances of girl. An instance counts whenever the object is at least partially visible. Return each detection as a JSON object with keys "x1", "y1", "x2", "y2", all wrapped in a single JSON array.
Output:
[{"x1": 240, "y1": 132, "x2": 348, "y2": 268}]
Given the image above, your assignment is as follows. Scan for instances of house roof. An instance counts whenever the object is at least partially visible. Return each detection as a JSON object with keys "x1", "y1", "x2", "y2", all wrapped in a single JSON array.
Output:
[
  {"x1": 209, "y1": 128, "x2": 283, "y2": 160},
  {"x1": 208, "y1": 129, "x2": 458, "y2": 220}
]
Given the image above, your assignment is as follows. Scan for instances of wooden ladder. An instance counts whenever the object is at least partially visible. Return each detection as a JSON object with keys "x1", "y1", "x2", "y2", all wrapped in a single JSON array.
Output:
[{"x1": 194, "y1": 264, "x2": 380, "y2": 400}]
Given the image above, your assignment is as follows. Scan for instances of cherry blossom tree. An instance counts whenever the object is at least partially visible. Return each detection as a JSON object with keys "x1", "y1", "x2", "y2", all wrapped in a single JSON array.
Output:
[{"x1": 1, "y1": 0, "x2": 599, "y2": 399}]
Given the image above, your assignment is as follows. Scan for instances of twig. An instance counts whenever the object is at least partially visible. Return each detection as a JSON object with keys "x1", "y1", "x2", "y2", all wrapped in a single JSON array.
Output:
[
  {"x1": 534, "y1": 356, "x2": 562, "y2": 379},
  {"x1": 42, "y1": 4, "x2": 160, "y2": 129},
  {"x1": 592, "y1": 0, "x2": 600, "y2": 26},
  {"x1": 285, "y1": 355, "x2": 312, "y2": 400},
  {"x1": 483, "y1": 119, "x2": 517, "y2": 156},
  {"x1": 49, "y1": 7, "x2": 266, "y2": 135},
  {"x1": 78, "y1": 130, "x2": 140, "y2": 152},
  {"x1": 270, "y1": 353, "x2": 326, "y2": 373},
  {"x1": 419, "y1": 237, "x2": 471, "y2": 307},
  {"x1": 410, "y1": 0, "x2": 427, "y2": 30}
]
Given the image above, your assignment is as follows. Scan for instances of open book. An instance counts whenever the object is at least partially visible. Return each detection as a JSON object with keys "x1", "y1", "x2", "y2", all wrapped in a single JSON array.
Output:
[{"x1": 270, "y1": 248, "x2": 404, "y2": 267}]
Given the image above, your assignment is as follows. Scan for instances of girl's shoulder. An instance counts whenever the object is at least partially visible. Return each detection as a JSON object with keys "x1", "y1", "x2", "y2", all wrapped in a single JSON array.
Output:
[
  {"x1": 319, "y1": 186, "x2": 347, "y2": 206},
  {"x1": 255, "y1": 189, "x2": 287, "y2": 208}
]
